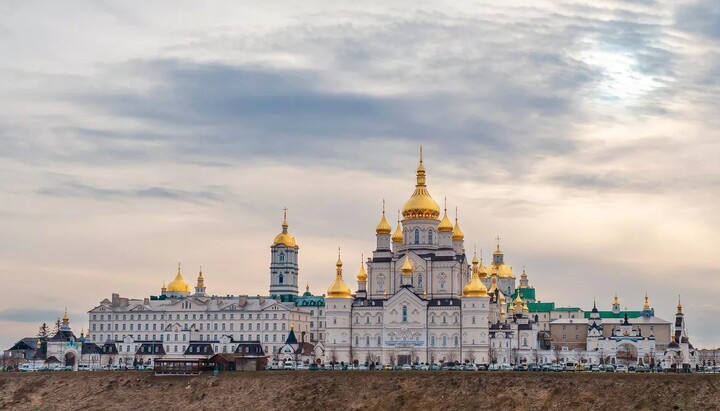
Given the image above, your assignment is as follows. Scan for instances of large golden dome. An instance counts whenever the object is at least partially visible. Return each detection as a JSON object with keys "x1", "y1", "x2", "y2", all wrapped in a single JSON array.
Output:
[
  {"x1": 167, "y1": 264, "x2": 191, "y2": 293},
  {"x1": 402, "y1": 147, "x2": 440, "y2": 220},
  {"x1": 272, "y1": 209, "x2": 297, "y2": 247},
  {"x1": 327, "y1": 251, "x2": 352, "y2": 298}
]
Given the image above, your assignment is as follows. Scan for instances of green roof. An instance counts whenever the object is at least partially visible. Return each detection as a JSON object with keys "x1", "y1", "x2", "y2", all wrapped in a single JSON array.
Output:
[
  {"x1": 512, "y1": 287, "x2": 536, "y2": 301},
  {"x1": 526, "y1": 302, "x2": 555, "y2": 312},
  {"x1": 583, "y1": 311, "x2": 643, "y2": 319}
]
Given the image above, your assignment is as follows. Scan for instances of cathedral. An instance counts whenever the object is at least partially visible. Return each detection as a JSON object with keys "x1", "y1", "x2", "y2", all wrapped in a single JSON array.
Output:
[{"x1": 324, "y1": 149, "x2": 538, "y2": 365}]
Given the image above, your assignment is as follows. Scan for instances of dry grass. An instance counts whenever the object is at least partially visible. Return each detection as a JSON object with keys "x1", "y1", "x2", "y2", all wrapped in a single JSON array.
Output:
[{"x1": 1, "y1": 371, "x2": 719, "y2": 411}]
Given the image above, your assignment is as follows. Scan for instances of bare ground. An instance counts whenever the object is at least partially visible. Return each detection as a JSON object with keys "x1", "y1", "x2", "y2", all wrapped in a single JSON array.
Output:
[{"x1": 1, "y1": 371, "x2": 719, "y2": 411}]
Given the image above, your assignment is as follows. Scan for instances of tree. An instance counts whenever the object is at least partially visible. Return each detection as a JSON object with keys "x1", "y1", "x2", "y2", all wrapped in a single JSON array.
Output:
[
  {"x1": 511, "y1": 348, "x2": 521, "y2": 366},
  {"x1": 37, "y1": 323, "x2": 50, "y2": 340},
  {"x1": 488, "y1": 344, "x2": 498, "y2": 365},
  {"x1": 552, "y1": 346, "x2": 562, "y2": 365},
  {"x1": 52, "y1": 318, "x2": 62, "y2": 336},
  {"x1": 531, "y1": 349, "x2": 540, "y2": 365}
]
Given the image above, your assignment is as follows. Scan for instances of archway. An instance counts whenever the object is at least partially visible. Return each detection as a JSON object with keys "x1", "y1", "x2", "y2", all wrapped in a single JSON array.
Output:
[
  {"x1": 64, "y1": 351, "x2": 78, "y2": 371},
  {"x1": 616, "y1": 343, "x2": 638, "y2": 365}
]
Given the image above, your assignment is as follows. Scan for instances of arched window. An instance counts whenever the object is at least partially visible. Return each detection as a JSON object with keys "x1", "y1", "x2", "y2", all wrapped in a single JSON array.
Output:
[
  {"x1": 454, "y1": 336, "x2": 459, "y2": 346},
  {"x1": 377, "y1": 336, "x2": 381, "y2": 346},
  {"x1": 355, "y1": 336, "x2": 359, "y2": 346},
  {"x1": 442, "y1": 336, "x2": 447, "y2": 346},
  {"x1": 333, "y1": 318, "x2": 337, "y2": 325},
  {"x1": 418, "y1": 274, "x2": 423, "y2": 289},
  {"x1": 402, "y1": 305, "x2": 407, "y2": 322},
  {"x1": 472, "y1": 316, "x2": 476, "y2": 324},
  {"x1": 279, "y1": 253, "x2": 285, "y2": 262},
  {"x1": 523, "y1": 337, "x2": 528, "y2": 347},
  {"x1": 366, "y1": 336, "x2": 370, "y2": 346},
  {"x1": 431, "y1": 336, "x2": 435, "y2": 346},
  {"x1": 414, "y1": 229, "x2": 420, "y2": 244},
  {"x1": 278, "y1": 274, "x2": 284, "y2": 284},
  {"x1": 428, "y1": 229, "x2": 433, "y2": 244}
]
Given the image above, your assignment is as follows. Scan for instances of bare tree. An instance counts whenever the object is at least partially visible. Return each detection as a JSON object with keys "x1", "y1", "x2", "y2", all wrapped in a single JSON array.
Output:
[
  {"x1": 327, "y1": 349, "x2": 337, "y2": 365},
  {"x1": 389, "y1": 349, "x2": 397, "y2": 367},
  {"x1": 531, "y1": 349, "x2": 540, "y2": 365},
  {"x1": 511, "y1": 348, "x2": 520, "y2": 366},
  {"x1": 488, "y1": 344, "x2": 498, "y2": 365},
  {"x1": 467, "y1": 349, "x2": 476, "y2": 364},
  {"x1": 552, "y1": 346, "x2": 562, "y2": 365}
]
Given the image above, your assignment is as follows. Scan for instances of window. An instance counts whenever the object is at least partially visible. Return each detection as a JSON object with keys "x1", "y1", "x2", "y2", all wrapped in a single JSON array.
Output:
[
  {"x1": 428, "y1": 229, "x2": 433, "y2": 244},
  {"x1": 414, "y1": 229, "x2": 420, "y2": 244},
  {"x1": 402, "y1": 305, "x2": 407, "y2": 322},
  {"x1": 523, "y1": 337, "x2": 528, "y2": 346},
  {"x1": 431, "y1": 336, "x2": 435, "y2": 346},
  {"x1": 366, "y1": 336, "x2": 370, "y2": 346},
  {"x1": 442, "y1": 336, "x2": 447, "y2": 346},
  {"x1": 279, "y1": 274, "x2": 284, "y2": 284},
  {"x1": 355, "y1": 336, "x2": 359, "y2": 346},
  {"x1": 377, "y1": 336, "x2": 381, "y2": 345},
  {"x1": 454, "y1": 336, "x2": 459, "y2": 346},
  {"x1": 418, "y1": 274, "x2": 423, "y2": 289}
]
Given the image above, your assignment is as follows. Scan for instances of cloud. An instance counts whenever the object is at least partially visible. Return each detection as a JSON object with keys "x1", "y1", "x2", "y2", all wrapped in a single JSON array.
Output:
[
  {"x1": 676, "y1": 0, "x2": 720, "y2": 40},
  {"x1": 0, "y1": 309, "x2": 64, "y2": 324},
  {"x1": 38, "y1": 180, "x2": 226, "y2": 204}
]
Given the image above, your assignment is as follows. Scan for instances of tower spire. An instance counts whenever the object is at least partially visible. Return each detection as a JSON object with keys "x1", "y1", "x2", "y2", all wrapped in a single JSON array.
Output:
[{"x1": 282, "y1": 207, "x2": 288, "y2": 233}]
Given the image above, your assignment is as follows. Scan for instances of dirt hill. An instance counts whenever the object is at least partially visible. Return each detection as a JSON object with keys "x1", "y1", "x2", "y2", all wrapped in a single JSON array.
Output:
[{"x1": 1, "y1": 371, "x2": 719, "y2": 410}]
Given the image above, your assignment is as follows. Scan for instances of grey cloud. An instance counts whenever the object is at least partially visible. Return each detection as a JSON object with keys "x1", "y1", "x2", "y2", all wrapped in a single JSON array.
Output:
[
  {"x1": 0, "y1": 309, "x2": 64, "y2": 323},
  {"x1": 676, "y1": 0, "x2": 720, "y2": 40},
  {"x1": 38, "y1": 180, "x2": 226, "y2": 204}
]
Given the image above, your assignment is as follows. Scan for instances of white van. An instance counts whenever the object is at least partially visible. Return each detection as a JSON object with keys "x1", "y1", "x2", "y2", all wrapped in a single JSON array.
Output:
[{"x1": 19, "y1": 363, "x2": 37, "y2": 372}]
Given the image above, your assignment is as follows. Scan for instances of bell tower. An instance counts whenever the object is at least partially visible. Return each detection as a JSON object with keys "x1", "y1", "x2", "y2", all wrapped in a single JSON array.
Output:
[{"x1": 270, "y1": 208, "x2": 300, "y2": 298}]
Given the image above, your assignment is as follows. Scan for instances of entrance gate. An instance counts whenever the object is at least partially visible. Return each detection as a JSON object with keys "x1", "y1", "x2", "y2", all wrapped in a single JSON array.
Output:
[{"x1": 398, "y1": 355, "x2": 411, "y2": 366}]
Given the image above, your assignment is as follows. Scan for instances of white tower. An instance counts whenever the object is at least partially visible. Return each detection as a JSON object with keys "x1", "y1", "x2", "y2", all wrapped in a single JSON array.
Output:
[
  {"x1": 269, "y1": 208, "x2": 300, "y2": 298},
  {"x1": 325, "y1": 250, "x2": 353, "y2": 364},
  {"x1": 461, "y1": 253, "x2": 490, "y2": 364}
]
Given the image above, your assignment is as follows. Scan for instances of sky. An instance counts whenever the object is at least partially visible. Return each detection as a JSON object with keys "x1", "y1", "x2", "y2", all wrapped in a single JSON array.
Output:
[{"x1": 1, "y1": 0, "x2": 719, "y2": 350}]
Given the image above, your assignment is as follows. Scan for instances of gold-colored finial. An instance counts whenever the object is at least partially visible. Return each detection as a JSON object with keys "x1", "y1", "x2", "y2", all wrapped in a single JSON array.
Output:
[
  {"x1": 420, "y1": 145, "x2": 423, "y2": 163},
  {"x1": 496, "y1": 235, "x2": 502, "y2": 251},
  {"x1": 282, "y1": 207, "x2": 288, "y2": 232}
]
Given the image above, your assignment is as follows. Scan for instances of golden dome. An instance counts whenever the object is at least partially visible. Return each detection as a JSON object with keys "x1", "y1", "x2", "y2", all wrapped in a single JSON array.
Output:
[
  {"x1": 197, "y1": 267, "x2": 204, "y2": 288},
  {"x1": 508, "y1": 304, "x2": 515, "y2": 313},
  {"x1": 463, "y1": 270, "x2": 488, "y2": 297},
  {"x1": 514, "y1": 293, "x2": 523, "y2": 309},
  {"x1": 327, "y1": 250, "x2": 352, "y2": 299},
  {"x1": 498, "y1": 264, "x2": 513, "y2": 278},
  {"x1": 522, "y1": 302, "x2": 529, "y2": 313},
  {"x1": 167, "y1": 263, "x2": 191, "y2": 293},
  {"x1": 161, "y1": 281, "x2": 167, "y2": 293},
  {"x1": 272, "y1": 208, "x2": 297, "y2": 247},
  {"x1": 643, "y1": 292, "x2": 651, "y2": 310},
  {"x1": 401, "y1": 147, "x2": 440, "y2": 220},
  {"x1": 677, "y1": 296, "x2": 683, "y2": 314},
  {"x1": 452, "y1": 215, "x2": 464, "y2": 241},
  {"x1": 499, "y1": 290, "x2": 506, "y2": 304},
  {"x1": 488, "y1": 274, "x2": 498, "y2": 294},
  {"x1": 478, "y1": 260, "x2": 488, "y2": 278},
  {"x1": 401, "y1": 254, "x2": 413, "y2": 276},
  {"x1": 438, "y1": 201, "x2": 453, "y2": 233},
  {"x1": 471, "y1": 251, "x2": 479, "y2": 266},
  {"x1": 612, "y1": 293, "x2": 620, "y2": 306},
  {"x1": 357, "y1": 256, "x2": 368, "y2": 282},
  {"x1": 63, "y1": 308, "x2": 69, "y2": 323},
  {"x1": 376, "y1": 202, "x2": 392, "y2": 234},
  {"x1": 500, "y1": 305, "x2": 506, "y2": 318},
  {"x1": 392, "y1": 222, "x2": 403, "y2": 243}
]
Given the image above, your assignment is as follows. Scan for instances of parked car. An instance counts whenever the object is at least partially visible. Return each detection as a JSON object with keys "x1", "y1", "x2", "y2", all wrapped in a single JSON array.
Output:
[
  {"x1": 283, "y1": 361, "x2": 296, "y2": 370},
  {"x1": 464, "y1": 364, "x2": 479, "y2": 371},
  {"x1": 400, "y1": 364, "x2": 412, "y2": 371},
  {"x1": 19, "y1": 363, "x2": 38, "y2": 372},
  {"x1": 500, "y1": 364, "x2": 513, "y2": 371},
  {"x1": 488, "y1": 363, "x2": 501, "y2": 371},
  {"x1": 295, "y1": 363, "x2": 307, "y2": 370},
  {"x1": 528, "y1": 364, "x2": 541, "y2": 372},
  {"x1": 615, "y1": 364, "x2": 628, "y2": 373}
]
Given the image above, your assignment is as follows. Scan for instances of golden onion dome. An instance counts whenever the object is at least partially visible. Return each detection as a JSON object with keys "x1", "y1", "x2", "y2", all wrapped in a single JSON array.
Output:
[
  {"x1": 197, "y1": 267, "x2": 204, "y2": 288},
  {"x1": 272, "y1": 209, "x2": 297, "y2": 247},
  {"x1": 402, "y1": 147, "x2": 440, "y2": 220},
  {"x1": 612, "y1": 293, "x2": 620, "y2": 306},
  {"x1": 376, "y1": 203, "x2": 392, "y2": 234},
  {"x1": 452, "y1": 216, "x2": 464, "y2": 241},
  {"x1": 488, "y1": 274, "x2": 498, "y2": 294},
  {"x1": 392, "y1": 220, "x2": 404, "y2": 243},
  {"x1": 401, "y1": 254, "x2": 413, "y2": 276},
  {"x1": 357, "y1": 257, "x2": 368, "y2": 282},
  {"x1": 463, "y1": 270, "x2": 488, "y2": 297},
  {"x1": 471, "y1": 251, "x2": 479, "y2": 266},
  {"x1": 478, "y1": 260, "x2": 489, "y2": 278},
  {"x1": 677, "y1": 296, "x2": 683, "y2": 314},
  {"x1": 167, "y1": 263, "x2": 191, "y2": 293},
  {"x1": 327, "y1": 250, "x2": 352, "y2": 298},
  {"x1": 522, "y1": 302, "x2": 529, "y2": 313},
  {"x1": 498, "y1": 264, "x2": 513, "y2": 278},
  {"x1": 508, "y1": 304, "x2": 515, "y2": 313},
  {"x1": 514, "y1": 293, "x2": 523, "y2": 309},
  {"x1": 499, "y1": 290, "x2": 506, "y2": 304},
  {"x1": 438, "y1": 205, "x2": 454, "y2": 233},
  {"x1": 63, "y1": 308, "x2": 69, "y2": 323},
  {"x1": 500, "y1": 305, "x2": 506, "y2": 318},
  {"x1": 643, "y1": 292, "x2": 651, "y2": 310}
]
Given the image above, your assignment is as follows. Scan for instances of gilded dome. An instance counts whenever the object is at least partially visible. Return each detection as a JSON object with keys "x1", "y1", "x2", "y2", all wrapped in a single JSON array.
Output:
[
  {"x1": 402, "y1": 147, "x2": 440, "y2": 220},
  {"x1": 478, "y1": 260, "x2": 488, "y2": 278},
  {"x1": 643, "y1": 292, "x2": 651, "y2": 310},
  {"x1": 452, "y1": 216, "x2": 464, "y2": 241},
  {"x1": 392, "y1": 220, "x2": 404, "y2": 243},
  {"x1": 167, "y1": 264, "x2": 191, "y2": 293},
  {"x1": 327, "y1": 251, "x2": 352, "y2": 299},
  {"x1": 438, "y1": 206, "x2": 453, "y2": 233},
  {"x1": 488, "y1": 274, "x2": 498, "y2": 294},
  {"x1": 612, "y1": 293, "x2": 620, "y2": 306},
  {"x1": 376, "y1": 203, "x2": 392, "y2": 234},
  {"x1": 498, "y1": 264, "x2": 513, "y2": 278},
  {"x1": 357, "y1": 258, "x2": 368, "y2": 282},
  {"x1": 401, "y1": 254, "x2": 413, "y2": 276},
  {"x1": 463, "y1": 271, "x2": 488, "y2": 297},
  {"x1": 272, "y1": 209, "x2": 297, "y2": 247}
]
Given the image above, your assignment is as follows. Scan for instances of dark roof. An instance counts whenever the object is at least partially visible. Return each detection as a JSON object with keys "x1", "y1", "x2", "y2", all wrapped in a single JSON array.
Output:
[
  {"x1": 371, "y1": 257, "x2": 393, "y2": 263},
  {"x1": 354, "y1": 299, "x2": 385, "y2": 307},
  {"x1": 101, "y1": 343, "x2": 119, "y2": 355},
  {"x1": 81, "y1": 343, "x2": 102, "y2": 355},
  {"x1": 235, "y1": 341, "x2": 265, "y2": 357},
  {"x1": 185, "y1": 343, "x2": 214, "y2": 356},
  {"x1": 8, "y1": 338, "x2": 38, "y2": 351},
  {"x1": 136, "y1": 343, "x2": 166, "y2": 355},
  {"x1": 44, "y1": 356, "x2": 61, "y2": 364},
  {"x1": 285, "y1": 329, "x2": 298, "y2": 345},
  {"x1": 48, "y1": 330, "x2": 76, "y2": 342},
  {"x1": 429, "y1": 298, "x2": 461, "y2": 307}
]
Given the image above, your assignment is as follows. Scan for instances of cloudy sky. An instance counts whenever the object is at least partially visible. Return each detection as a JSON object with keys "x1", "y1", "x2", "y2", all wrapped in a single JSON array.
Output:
[{"x1": 1, "y1": 0, "x2": 719, "y2": 349}]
